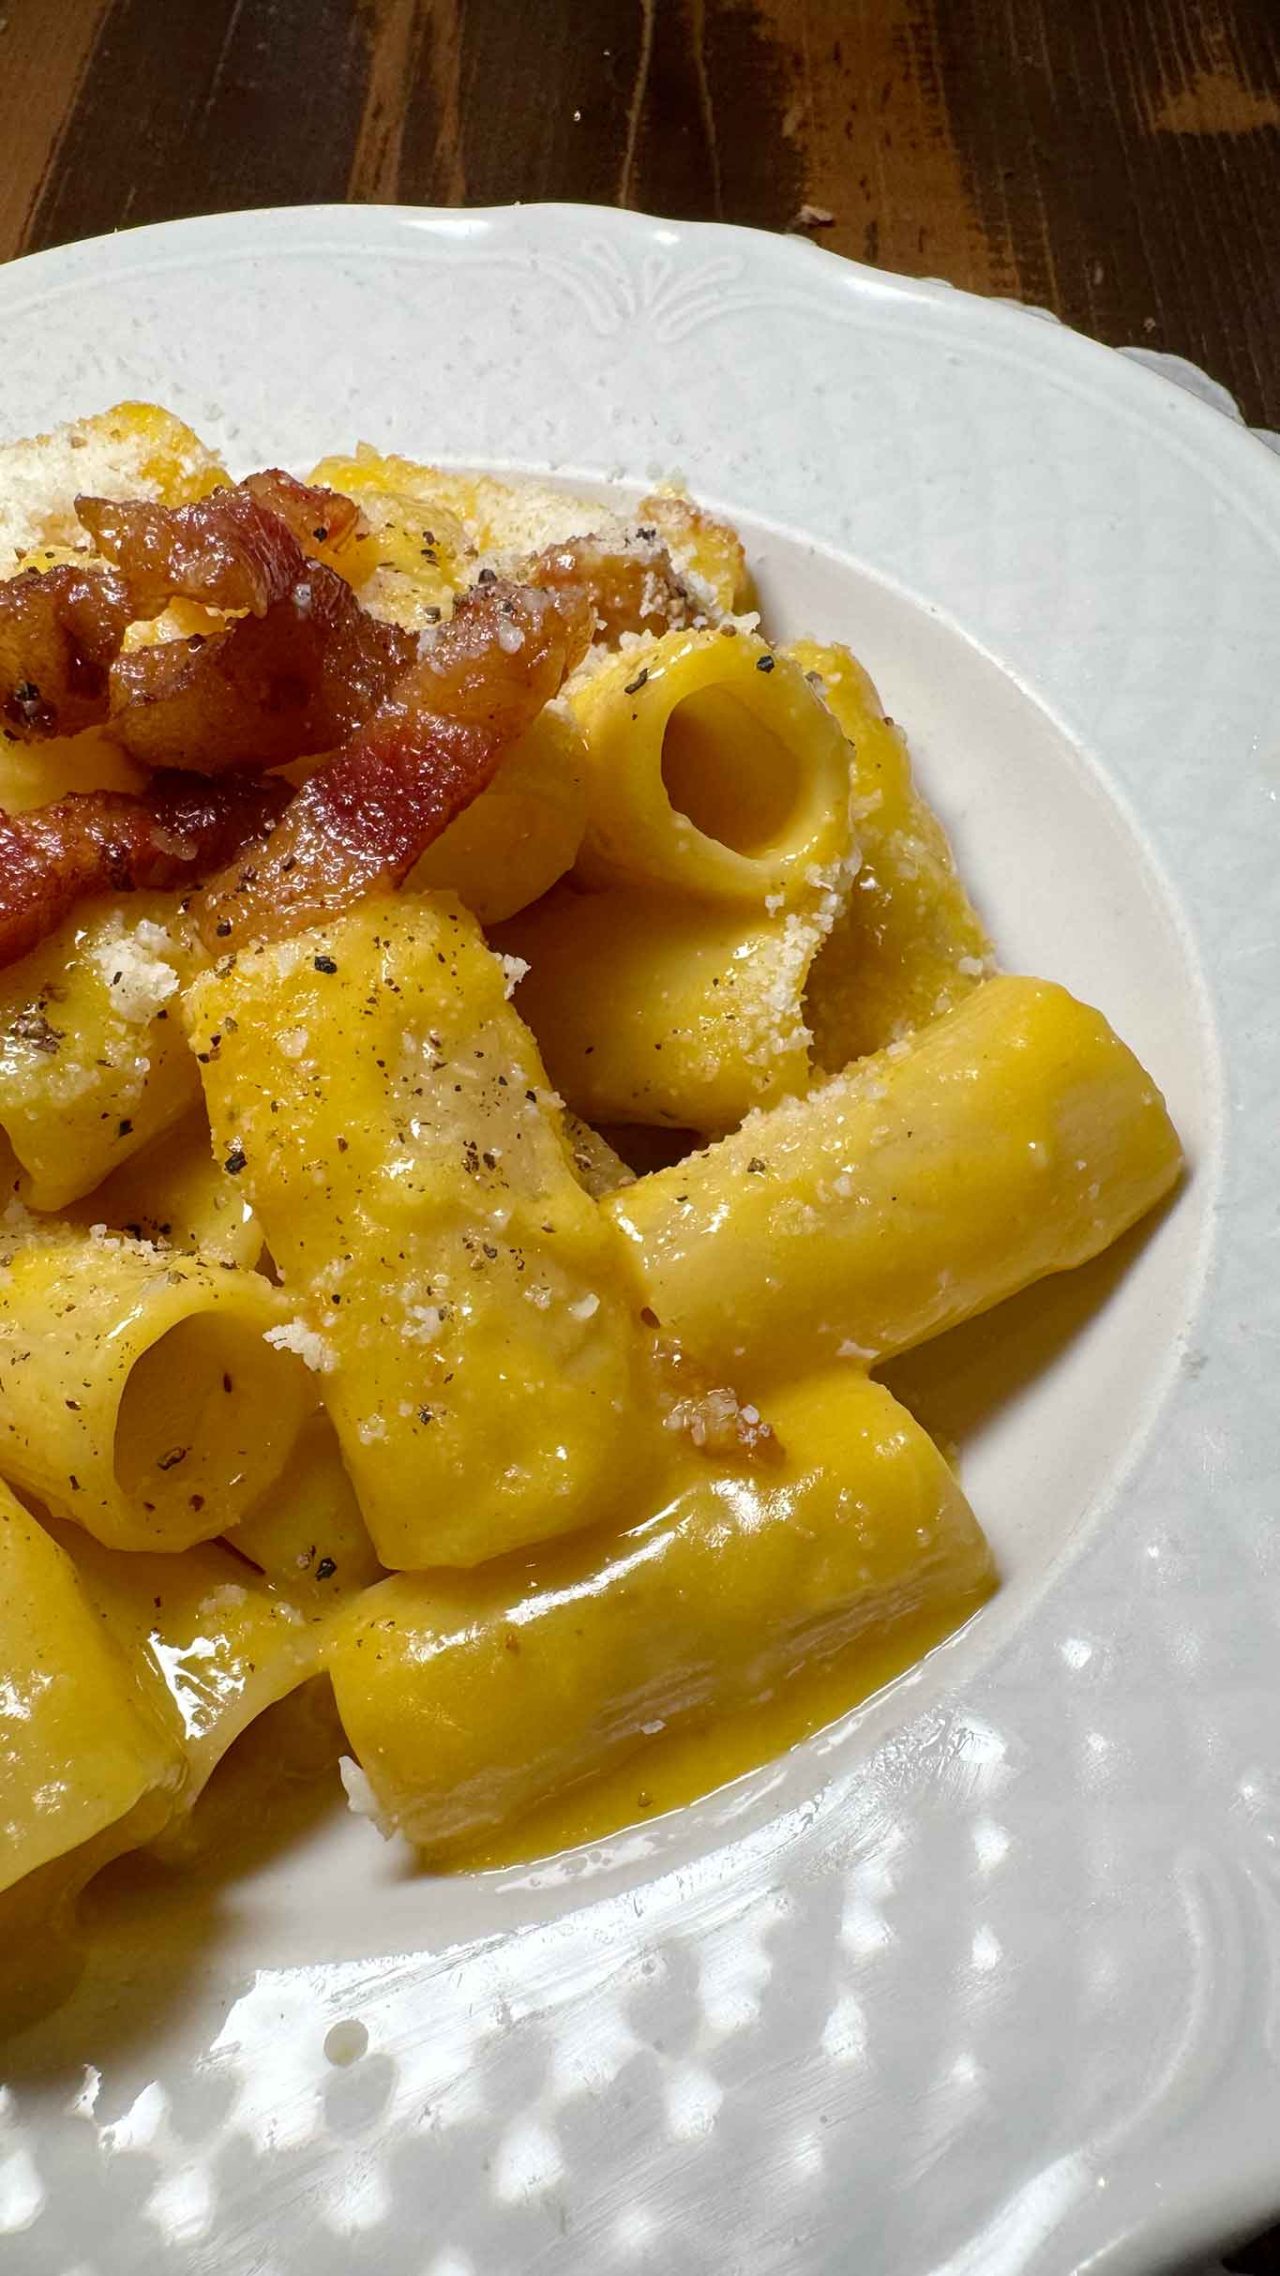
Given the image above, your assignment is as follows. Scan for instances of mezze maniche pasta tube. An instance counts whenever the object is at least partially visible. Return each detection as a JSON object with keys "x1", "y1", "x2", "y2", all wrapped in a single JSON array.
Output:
[
  {"x1": 605, "y1": 976, "x2": 1183, "y2": 1387},
  {"x1": 788, "y1": 638, "x2": 994, "y2": 1068},
  {"x1": 327, "y1": 1368, "x2": 994, "y2": 1858},
  {"x1": 65, "y1": 1105, "x2": 261, "y2": 1266},
  {"x1": 409, "y1": 705, "x2": 589, "y2": 924},
  {"x1": 501, "y1": 881, "x2": 836, "y2": 1135},
  {"x1": 187, "y1": 893, "x2": 653, "y2": 1569},
  {"x1": 569, "y1": 625, "x2": 853, "y2": 904},
  {"x1": 45, "y1": 1516, "x2": 324, "y2": 1808},
  {"x1": 0, "y1": 1224, "x2": 313, "y2": 1550},
  {"x1": 0, "y1": 1484, "x2": 182, "y2": 1895},
  {"x1": 0, "y1": 892, "x2": 200, "y2": 1209}
]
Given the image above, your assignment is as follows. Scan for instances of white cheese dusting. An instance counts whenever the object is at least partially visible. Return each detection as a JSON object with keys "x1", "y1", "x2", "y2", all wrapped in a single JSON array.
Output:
[
  {"x1": 87, "y1": 915, "x2": 181, "y2": 1024},
  {"x1": 263, "y1": 1319, "x2": 338, "y2": 1374},
  {"x1": 338, "y1": 1755, "x2": 390, "y2": 1835}
]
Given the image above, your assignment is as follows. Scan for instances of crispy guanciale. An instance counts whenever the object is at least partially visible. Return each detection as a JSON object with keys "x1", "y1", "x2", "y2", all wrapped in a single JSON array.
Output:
[
  {"x1": 193, "y1": 579, "x2": 592, "y2": 953},
  {"x1": 77, "y1": 482, "x2": 307, "y2": 620},
  {"x1": 0, "y1": 559, "x2": 135, "y2": 740},
  {"x1": 106, "y1": 571, "x2": 415, "y2": 773},
  {"x1": 238, "y1": 469, "x2": 363, "y2": 561},
  {"x1": 80, "y1": 477, "x2": 412, "y2": 773},
  {"x1": 525, "y1": 535, "x2": 695, "y2": 643},
  {"x1": 79, "y1": 472, "x2": 364, "y2": 619},
  {"x1": 0, "y1": 772, "x2": 290, "y2": 968},
  {"x1": 0, "y1": 475, "x2": 367, "y2": 748}
]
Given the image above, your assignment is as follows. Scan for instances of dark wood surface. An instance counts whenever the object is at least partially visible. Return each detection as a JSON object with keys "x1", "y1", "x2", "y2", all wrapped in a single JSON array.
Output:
[{"x1": 1, "y1": 1, "x2": 1277, "y2": 2267}]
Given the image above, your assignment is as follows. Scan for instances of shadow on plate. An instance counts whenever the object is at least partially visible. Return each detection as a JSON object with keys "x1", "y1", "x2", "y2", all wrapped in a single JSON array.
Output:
[
  {"x1": 0, "y1": 1687, "x2": 344, "y2": 2087},
  {"x1": 879, "y1": 1208, "x2": 1170, "y2": 1454}
]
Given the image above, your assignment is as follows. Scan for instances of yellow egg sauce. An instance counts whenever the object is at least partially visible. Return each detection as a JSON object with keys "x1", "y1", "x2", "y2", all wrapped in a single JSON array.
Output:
[
  {"x1": 0, "y1": 1612, "x2": 925, "y2": 2056},
  {"x1": 0, "y1": 422, "x2": 1187, "y2": 2094},
  {"x1": 454, "y1": 1580, "x2": 992, "y2": 1872},
  {"x1": 0, "y1": 1580, "x2": 990, "y2": 2051}
]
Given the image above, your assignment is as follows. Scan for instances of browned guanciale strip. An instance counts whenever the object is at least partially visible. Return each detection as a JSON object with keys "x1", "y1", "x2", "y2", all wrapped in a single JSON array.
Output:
[
  {"x1": 0, "y1": 477, "x2": 367, "y2": 751},
  {"x1": 106, "y1": 568, "x2": 415, "y2": 773},
  {"x1": 77, "y1": 484, "x2": 298, "y2": 620},
  {"x1": 104, "y1": 524, "x2": 693, "y2": 776},
  {"x1": 0, "y1": 559, "x2": 135, "y2": 740},
  {"x1": 76, "y1": 478, "x2": 354, "y2": 619},
  {"x1": 240, "y1": 469, "x2": 363, "y2": 559},
  {"x1": 0, "y1": 772, "x2": 290, "y2": 968},
  {"x1": 525, "y1": 534, "x2": 695, "y2": 643},
  {"x1": 194, "y1": 579, "x2": 592, "y2": 952},
  {"x1": 83, "y1": 475, "x2": 412, "y2": 773}
]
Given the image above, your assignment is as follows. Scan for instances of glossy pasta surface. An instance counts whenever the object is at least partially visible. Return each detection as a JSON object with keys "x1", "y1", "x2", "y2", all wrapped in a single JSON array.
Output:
[{"x1": 0, "y1": 408, "x2": 1183, "y2": 1998}]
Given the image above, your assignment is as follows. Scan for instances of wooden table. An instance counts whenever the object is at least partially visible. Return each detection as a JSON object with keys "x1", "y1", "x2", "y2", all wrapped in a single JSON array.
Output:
[{"x1": 1, "y1": 1, "x2": 1277, "y2": 2268}]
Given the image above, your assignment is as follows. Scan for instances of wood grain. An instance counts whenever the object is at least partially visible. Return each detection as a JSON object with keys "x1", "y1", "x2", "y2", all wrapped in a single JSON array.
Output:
[{"x1": 0, "y1": 0, "x2": 110, "y2": 258}]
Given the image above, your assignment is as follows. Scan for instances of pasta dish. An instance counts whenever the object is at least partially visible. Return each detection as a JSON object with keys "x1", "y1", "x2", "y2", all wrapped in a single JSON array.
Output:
[{"x1": 0, "y1": 404, "x2": 1181, "y2": 2016}]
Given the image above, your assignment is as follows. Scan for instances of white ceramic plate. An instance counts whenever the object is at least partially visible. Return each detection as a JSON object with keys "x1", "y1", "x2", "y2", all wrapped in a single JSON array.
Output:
[{"x1": 0, "y1": 206, "x2": 1277, "y2": 2276}]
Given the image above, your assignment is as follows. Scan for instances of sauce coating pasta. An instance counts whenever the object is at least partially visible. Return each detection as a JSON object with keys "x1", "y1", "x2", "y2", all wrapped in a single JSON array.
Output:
[{"x1": 0, "y1": 406, "x2": 1182, "y2": 2023}]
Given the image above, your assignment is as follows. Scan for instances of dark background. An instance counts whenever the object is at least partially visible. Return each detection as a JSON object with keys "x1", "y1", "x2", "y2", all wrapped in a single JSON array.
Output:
[{"x1": 4, "y1": 0, "x2": 1278, "y2": 2267}]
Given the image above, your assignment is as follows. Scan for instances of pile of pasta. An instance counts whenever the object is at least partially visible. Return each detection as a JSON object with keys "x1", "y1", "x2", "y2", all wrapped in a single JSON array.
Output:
[{"x1": 0, "y1": 405, "x2": 1181, "y2": 1980}]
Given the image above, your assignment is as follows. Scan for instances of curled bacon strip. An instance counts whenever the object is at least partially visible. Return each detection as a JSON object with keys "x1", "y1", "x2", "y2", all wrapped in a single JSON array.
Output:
[
  {"x1": 193, "y1": 579, "x2": 592, "y2": 953},
  {"x1": 0, "y1": 772, "x2": 290, "y2": 968},
  {"x1": 0, "y1": 476, "x2": 366, "y2": 750},
  {"x1": 0, "y1": 560, "x2": 135, "y2": 740},
  {"x1": 525, "y1": 535, "x2": 696, "y2": 644},
  {"x1": 76, "y1": 484, "x2": 307, "y2": 620},
  {"x1": 83, "y1": 478, "x2": 411, "y2": 772},
  {"x1": 239, "y1": 469, "x2": 362, "y2": 558},
  {"x1": 106, "y1": 571, "x2": 415, "y2": 773}
]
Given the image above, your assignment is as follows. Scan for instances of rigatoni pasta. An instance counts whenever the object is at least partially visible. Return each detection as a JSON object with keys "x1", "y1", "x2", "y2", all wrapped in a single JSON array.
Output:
[
  {"x1": 186, "y1": 896, "x2": 654, "y2": 1569},
  {"x1": 328, "y1": 1369, "x2": 994, "y2": 1859},
  {"x1": 792, "y1": 639, "x2": 994, "y2": 1067},
  {"x1": 570, "y1": 625, "x2": 854, "y2": 903},
  {"x1": 0, "y1": 892, "x2": 199, "y2": 1208},
  {"x1": 606, "y1": 976, "x2": 1182, "y2": 1388},
  {"x1": 502, "y1": 880, "x2": 839, "y2": 1133},
  {"x1": 230, "y1": 1411, "x2": 383, "y2": 1604},
  {"x1": 409, "y1": 704, "x2": 589, "y2": 923},
  {"x1": 65, "y1": 1104, "x2": 261, "y2": 1264},
  {"x1": 0, "y1": 1223, "x2": 312, "y2": 1549},
  {"x1": 0, "y1": 1483, "x2": 182, "y2": 1895},
  {"x1": 45, "y1": 1515, "x2": 324, "y2": 1807},
  {"x1": 0, "y1": 408, "x2": 1183, "y2": 1950}
]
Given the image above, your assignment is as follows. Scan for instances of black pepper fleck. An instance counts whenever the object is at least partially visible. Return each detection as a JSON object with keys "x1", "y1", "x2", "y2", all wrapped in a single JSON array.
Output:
[{"x1": 10, "y1": 1008, "x2": 63, "y2": 1054}]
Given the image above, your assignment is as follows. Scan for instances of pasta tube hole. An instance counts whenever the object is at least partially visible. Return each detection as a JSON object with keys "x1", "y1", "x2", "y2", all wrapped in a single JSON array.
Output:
[
  {"x1": 661, "y1": 688, "x2": 804, "y2": 857},
  {"x1": 114, "y1": 1314, "x2": 301, "y2": 1538}
]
